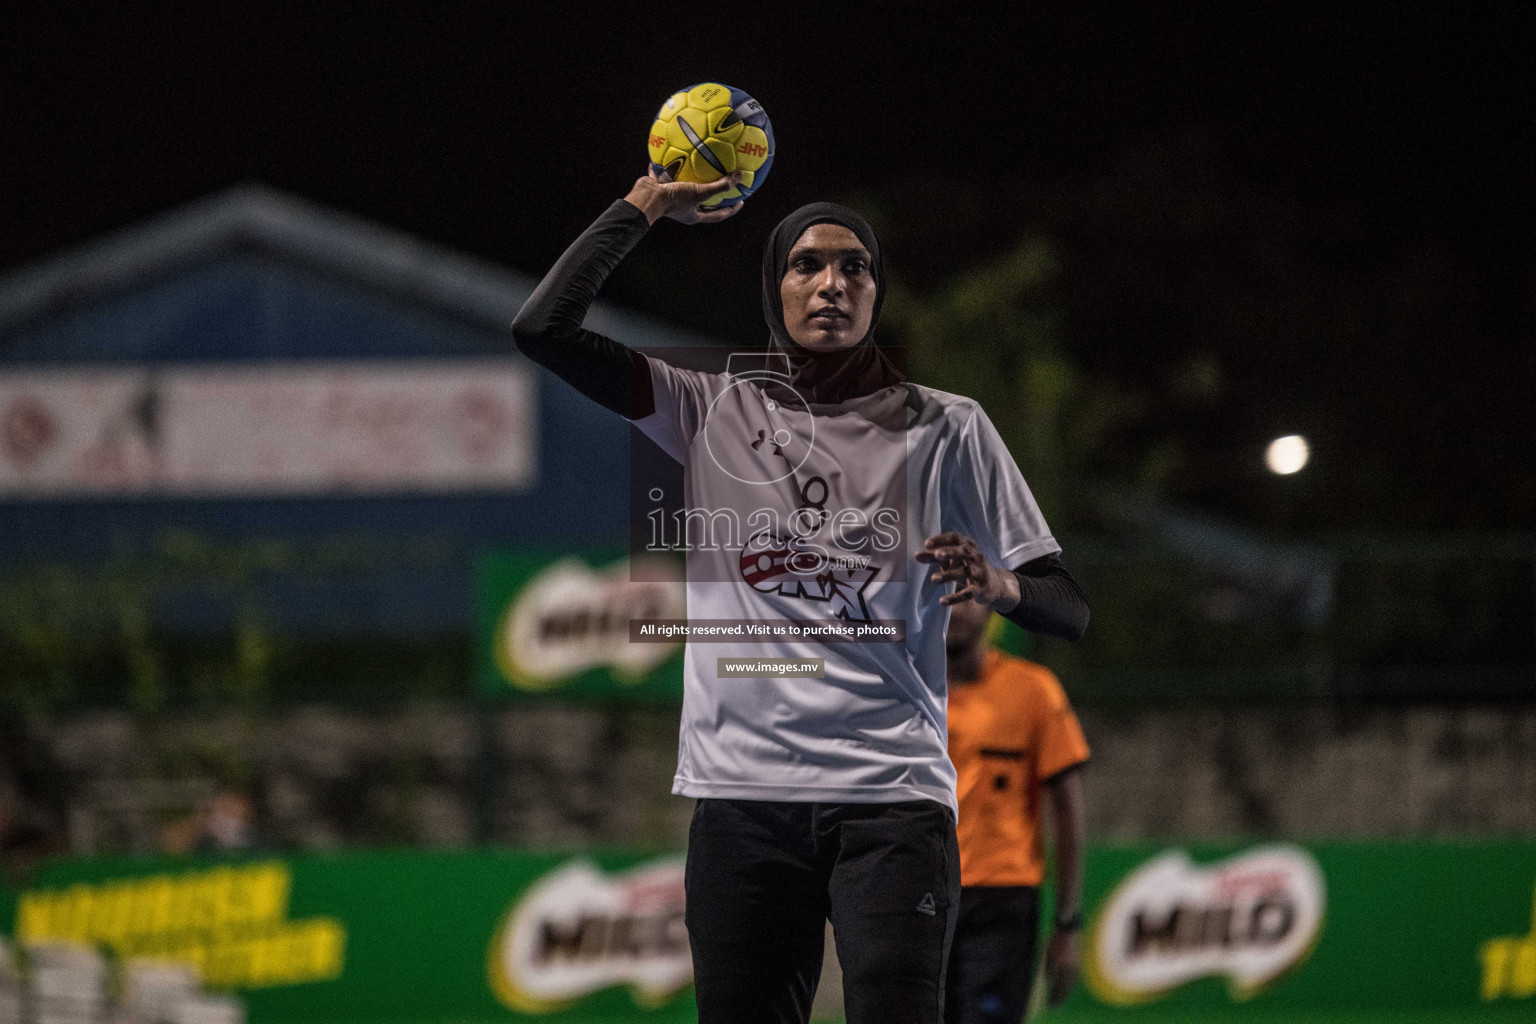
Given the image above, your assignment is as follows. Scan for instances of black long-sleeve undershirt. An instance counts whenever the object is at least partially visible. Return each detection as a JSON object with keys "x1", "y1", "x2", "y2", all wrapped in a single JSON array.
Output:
[
  {"x1": 510, "y1": 199, "x2": 655, "y2": 419},
  {"x1": 510, "y1": 199, "x2": 1088, "y2": 641},
  {"x1": 1007, "y1": 553, "x2": 1090, "y2": 641}
]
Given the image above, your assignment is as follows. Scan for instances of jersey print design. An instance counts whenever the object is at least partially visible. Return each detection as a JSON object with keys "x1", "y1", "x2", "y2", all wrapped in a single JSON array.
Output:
[
  {"x1": 739, "y1": 537, "x2": 880, "y2": 621},
  {"x1": 736, "y1": 443, "x2": 883, "y2": 622}
]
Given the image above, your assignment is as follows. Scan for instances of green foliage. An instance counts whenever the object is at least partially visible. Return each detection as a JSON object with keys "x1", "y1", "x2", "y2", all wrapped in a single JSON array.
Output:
[
  {"x1": 880, "y1": 233, "x2": 1342, "y2": 699},
  {"x1": 886, "y1": 237, "x2": 1072, "y2": 513},
  {"x1": 0, "y1": 533, "x2": 469, "y2": 716},
  {"x1": 881, "y1": 233, "x2": 1223, "y2": 529}
]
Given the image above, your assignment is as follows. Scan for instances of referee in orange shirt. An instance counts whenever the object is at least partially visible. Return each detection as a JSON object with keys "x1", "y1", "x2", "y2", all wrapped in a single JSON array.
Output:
[{"x1": 944, "y1": 598, "x2": 1089, "y2": 1022}]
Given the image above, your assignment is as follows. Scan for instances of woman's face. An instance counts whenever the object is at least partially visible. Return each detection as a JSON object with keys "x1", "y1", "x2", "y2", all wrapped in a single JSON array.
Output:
[{"x1": 778, "y1": 223, "x2": 876, "y2": 352}]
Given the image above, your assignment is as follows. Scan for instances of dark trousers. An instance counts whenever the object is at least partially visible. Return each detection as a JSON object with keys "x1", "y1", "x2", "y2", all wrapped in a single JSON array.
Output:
[
  {"x1": 685, "y1": 797, "x2": 962, "y2": 1024},
  {"x1": 943, "y1": 886, "x2": 1042, "y2": 1024}
]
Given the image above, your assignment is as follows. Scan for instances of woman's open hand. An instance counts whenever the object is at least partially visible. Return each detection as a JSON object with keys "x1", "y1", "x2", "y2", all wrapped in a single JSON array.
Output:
[{"x1": 915, "y1": 532, "x2": 1021, "y2": 609}]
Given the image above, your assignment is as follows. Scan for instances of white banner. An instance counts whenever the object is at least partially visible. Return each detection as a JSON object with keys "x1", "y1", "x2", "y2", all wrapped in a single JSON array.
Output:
[{"x1": 0, "y1": 361, "x2": 536, "y2": 497}]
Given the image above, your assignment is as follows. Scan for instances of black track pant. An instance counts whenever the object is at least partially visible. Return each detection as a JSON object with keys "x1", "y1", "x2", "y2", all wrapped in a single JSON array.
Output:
[
  {"x1": 943, "y1": 886, "x2": 1041, "y2": 1024},
  {"x1": 685, "y1": 797, "x2": 962, "y2": 1024}
]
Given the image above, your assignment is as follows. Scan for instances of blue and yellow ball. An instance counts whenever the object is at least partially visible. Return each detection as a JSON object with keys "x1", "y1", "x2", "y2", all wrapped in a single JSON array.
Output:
[{"x1": 647, "y1": 82, "x2": 775, "y2": 209}]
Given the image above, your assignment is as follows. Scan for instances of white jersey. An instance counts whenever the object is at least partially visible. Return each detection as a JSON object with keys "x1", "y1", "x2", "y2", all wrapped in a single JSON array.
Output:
[{"x1": 632, "y1": 357, "x2": 1059, "y2": 816}]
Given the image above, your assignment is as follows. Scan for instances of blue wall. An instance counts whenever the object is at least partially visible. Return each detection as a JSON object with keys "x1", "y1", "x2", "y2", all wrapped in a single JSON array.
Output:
[{"x1": 0, "y1": 252, "x2": 638, "y2": 633}]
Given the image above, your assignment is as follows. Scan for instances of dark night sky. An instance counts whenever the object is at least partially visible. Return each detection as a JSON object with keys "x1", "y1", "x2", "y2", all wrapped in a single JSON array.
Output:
[{"x1": 3, "y1": 3, "x2": 1532, "y2": 529}]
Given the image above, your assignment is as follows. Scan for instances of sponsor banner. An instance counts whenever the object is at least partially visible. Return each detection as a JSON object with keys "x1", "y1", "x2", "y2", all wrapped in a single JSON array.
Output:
[
  {"x1": 2, "y1": 850, "x2": 694, "y2": 1024},
  {"x1": 477, "y1": 549, "x2": 686, "y2": 701},
  {"x1": 5, "y1": 843, "x2": 1536, "y2": 1021},
  {"x1": 1480, "y1": 878, "x2": 1536, "y2": 1003},
  {"x1": 1085, "y1": 844, "x2": 1325, "y2": 1005},
  {"x1": 0, "y1": 361, "x2": 536, "y2": 497},
  {"x1": 14, "y1": 861, "x2": 343, "y2": 990},
  {"x1": 1072, "y1": 841, "x2": 1536, "y2": 1013},
  {"x1": 487, "y1": 858, "x2": 689, "y2": 1013}
]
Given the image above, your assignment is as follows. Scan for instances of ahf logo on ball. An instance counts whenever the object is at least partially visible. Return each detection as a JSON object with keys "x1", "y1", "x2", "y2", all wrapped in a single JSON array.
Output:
[
  {"x1": 486, "y1": 859, "x2": 691, "y2": 1013},
  {"x1": 1085, "y1": 844, "x2": 1326, "y2": 1005}
]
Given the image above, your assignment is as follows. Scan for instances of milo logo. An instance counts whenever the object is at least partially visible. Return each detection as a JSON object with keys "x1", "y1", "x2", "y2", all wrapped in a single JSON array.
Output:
[
  {"x1": 1086, "y1": 844, "x2": 1325, "y2": 1004},
  {"x1": 494, "y1": 555, "x2": 684, "y2": 690},
  {"x1": 487, "y1": 859, "x2": 690, "y2": 1013}
]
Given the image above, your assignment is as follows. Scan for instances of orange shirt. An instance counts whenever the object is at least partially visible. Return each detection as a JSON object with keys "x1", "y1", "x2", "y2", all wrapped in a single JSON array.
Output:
[{"x1": 947, "y1": 649, "x2": 1090, "y2": 887}]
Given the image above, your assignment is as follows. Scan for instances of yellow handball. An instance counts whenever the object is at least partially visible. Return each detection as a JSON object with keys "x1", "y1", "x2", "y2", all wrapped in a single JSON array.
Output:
[{"x1": 646, "y1": 82, "x2": 775, "y2": 209}]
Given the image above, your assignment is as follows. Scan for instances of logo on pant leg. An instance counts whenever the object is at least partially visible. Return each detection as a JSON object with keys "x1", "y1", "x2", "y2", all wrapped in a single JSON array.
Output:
[{"x1": 915, "y1": 892, "x2": 937, "y2": 916}]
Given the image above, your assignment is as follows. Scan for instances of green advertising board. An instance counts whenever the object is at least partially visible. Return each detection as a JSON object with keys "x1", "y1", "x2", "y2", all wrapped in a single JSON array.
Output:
[
  {"x1": 2, "y1": 849, "x2": 693, "y2": 1024},
  {"x1": 1063, "y1": 841, "x2": 1536, "y2": 1018},
  {"x1": 476, "y1": 549, "x2": 686, "y2": 703},
  {"x1": 4, "y1": 842, "x2": 1535, "y2": 1021}
]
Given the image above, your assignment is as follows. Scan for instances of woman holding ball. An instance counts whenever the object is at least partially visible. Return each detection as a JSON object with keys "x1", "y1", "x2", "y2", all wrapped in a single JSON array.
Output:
[{"x1": 513, "y1": 168, "x2": 1087, "y2": 1024}]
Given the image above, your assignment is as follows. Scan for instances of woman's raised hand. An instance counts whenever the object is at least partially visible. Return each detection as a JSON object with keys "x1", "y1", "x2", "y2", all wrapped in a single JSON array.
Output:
[{"x1": 625, "y1": 167, "x2": 743, "y2": 225}]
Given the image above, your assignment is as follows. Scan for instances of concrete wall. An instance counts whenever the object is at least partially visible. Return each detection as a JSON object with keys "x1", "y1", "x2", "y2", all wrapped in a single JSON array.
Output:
[
  {"x1": 5, "y1": 702, "x2": 1534, "y2": 859},
  {"x1": 1077, "y1": 704, "x2": 1536, "y2": 839}
]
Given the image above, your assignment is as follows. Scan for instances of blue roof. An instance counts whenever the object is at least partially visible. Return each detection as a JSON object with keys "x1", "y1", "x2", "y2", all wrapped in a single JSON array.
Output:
[{"x1": 0, "y1": 185, "x2": 707, "y2": 633}]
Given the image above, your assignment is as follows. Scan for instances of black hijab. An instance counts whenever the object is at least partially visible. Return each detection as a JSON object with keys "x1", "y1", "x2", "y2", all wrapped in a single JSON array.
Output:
[{"x1": 759, "y1": 202, "x2": 904, "y2": 404}]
